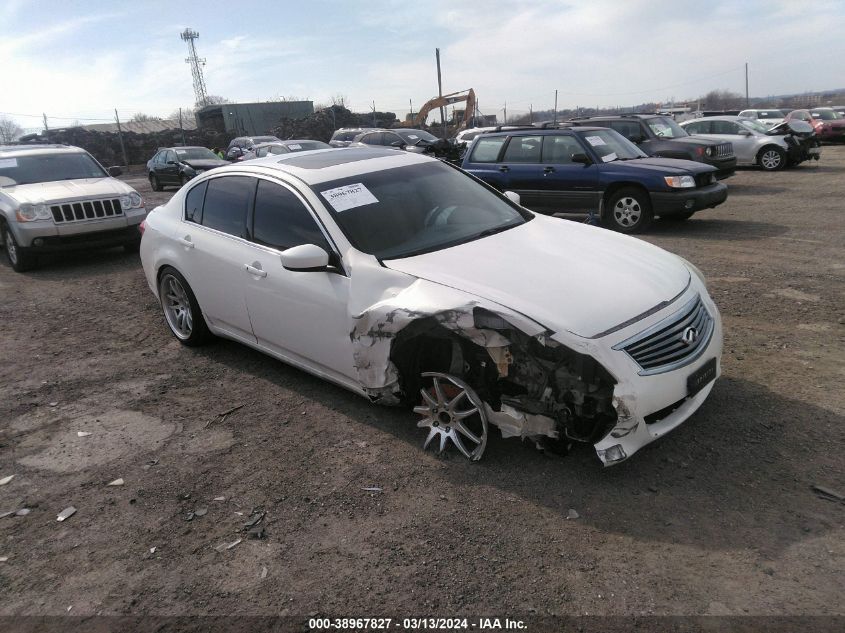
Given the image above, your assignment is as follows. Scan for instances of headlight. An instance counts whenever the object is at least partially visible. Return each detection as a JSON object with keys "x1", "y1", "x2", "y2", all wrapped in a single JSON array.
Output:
[
  {"x1": 16, "y1": 203, "x2": 52, "y2": 222},
  {"x1": 664, "y1": 175, "x2": 696, "y2": 188},
  {"x1": 705, "y1": 146, "x2": 715, "y2": 157},
  {"x1": 121, "y1": 192, "x2": 143, "y2": 209},
  {"x1": 678, "y1": 256, "x2": 706, "y2": 284}
]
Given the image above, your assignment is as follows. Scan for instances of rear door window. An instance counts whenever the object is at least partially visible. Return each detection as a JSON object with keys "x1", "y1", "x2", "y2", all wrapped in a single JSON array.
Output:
[
  {"x1": 684, "y1": 121, "x2": 710, "y2": 134},
  {"x1": 252, "y1": 180, "x2": 331, "y2": 252},
  {"x1": 201, "y1": 176, "x2": 253, "y2": 238},
  {"x1": 468, "y1": 137, "x2": 506, "y2": 162},
  {"x1": 184, "y1": 180, "x2": 207, "y2": 223},
  {"x1": 502, "y1": 136, "x2": 542, "y2": 163}
]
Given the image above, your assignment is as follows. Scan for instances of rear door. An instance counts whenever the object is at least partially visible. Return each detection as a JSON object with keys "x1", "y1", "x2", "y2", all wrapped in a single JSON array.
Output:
[
  {"x1": 496, "y1": 135, "x2": 545, "y2": 209},
  {"x1": 462, "y1": 136, "x2": 508, "y2": 190},
  {"x1": 176, "y1": 175, "x2": 257, "y2": 343},
  {"x1": 536, "y1": 134, "x2": 600, "y2": 213}
]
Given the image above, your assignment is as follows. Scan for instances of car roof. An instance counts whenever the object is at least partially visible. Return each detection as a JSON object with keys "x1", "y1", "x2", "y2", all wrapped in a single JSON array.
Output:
[
  {"x1": 160, "y1": 146, "x2": 207, "y2": 151},
  {"x1": 473, "y1": 126, "x2": 612, "y2": 138},
  {"x1": 0, "y1": 144, "x2": 85, "y2": 157},
  {"x1": 681, "y1": 115, "x2": 743, "y2": 123},
  {"x1": 230, "y1": 146, "x2": 434, "y2": 186}
]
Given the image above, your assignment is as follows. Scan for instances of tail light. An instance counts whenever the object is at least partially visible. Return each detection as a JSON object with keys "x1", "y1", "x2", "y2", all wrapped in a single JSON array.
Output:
[{"x1": 139, "y1": 220, "x2": 146, "y2": 236}]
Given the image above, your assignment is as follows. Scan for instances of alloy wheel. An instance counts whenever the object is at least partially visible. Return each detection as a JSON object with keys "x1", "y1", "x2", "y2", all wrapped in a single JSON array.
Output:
[
  {"x1": 5, "y1": 230, "x2": 18, "y2": 265},
  {"x1": 613, "y1": 196, "x2": 642, "y2": 228},
  {"x1": 161, "y1": 274, "x2": 193, "y2": 340},
  {"x1": 760, "y1": 149, "x2": 782, "y2": 170}
]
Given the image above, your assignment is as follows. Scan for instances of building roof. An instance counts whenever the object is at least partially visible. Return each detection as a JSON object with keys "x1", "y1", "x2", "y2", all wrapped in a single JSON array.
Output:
[{"x1": 73, "y1": 118, "x2": 198, "y2": 134}]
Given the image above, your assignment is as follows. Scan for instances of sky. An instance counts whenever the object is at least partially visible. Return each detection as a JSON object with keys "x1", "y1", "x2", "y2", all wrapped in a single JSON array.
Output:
[{"x1": 2, "y1": 0, "x2": 844, "y2": 131}]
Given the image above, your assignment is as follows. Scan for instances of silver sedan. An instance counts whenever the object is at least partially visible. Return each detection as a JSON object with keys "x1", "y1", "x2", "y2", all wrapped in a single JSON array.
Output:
[{"x1": 680, "y1": 116, "x2": 791, "y2": 170}]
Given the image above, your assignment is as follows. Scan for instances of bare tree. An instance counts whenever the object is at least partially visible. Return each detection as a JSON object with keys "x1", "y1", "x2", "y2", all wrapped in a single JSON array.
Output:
[
  {"x1": 203, "y1": 95, "x2": 230, "y2": 106},
  {"x1": 0, "y1": 116, "x2": 23, "y2": 143},
  {"x1": 701, "y1": 89, "x2": 745, "y2": 110},
  {"x1": 131, "y1": 113, "x2": 161, "y2": 122},
  {"x1": 169, "y1": 106, "x2": 195, "y2": 121}
]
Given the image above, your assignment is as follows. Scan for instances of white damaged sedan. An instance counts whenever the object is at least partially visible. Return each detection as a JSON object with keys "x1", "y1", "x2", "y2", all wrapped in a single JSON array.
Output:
[{"x1": 140, "y1": 147, "x2": 722, "y2": 465}]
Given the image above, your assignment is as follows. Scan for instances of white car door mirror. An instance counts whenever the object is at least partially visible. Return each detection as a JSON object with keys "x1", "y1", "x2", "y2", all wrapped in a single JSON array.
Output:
[
  {"x1": 280, "y1": 244, "x2": 330, "y2": 272},
  {"x1": 504, "y1": 190, "x2": 521, "y2": 205}
]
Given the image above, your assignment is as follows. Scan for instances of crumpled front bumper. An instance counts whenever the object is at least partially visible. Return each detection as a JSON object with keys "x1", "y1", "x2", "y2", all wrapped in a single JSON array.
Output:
[{"x1": 556, "y1": 278, "x2": 723, "y2": 466}]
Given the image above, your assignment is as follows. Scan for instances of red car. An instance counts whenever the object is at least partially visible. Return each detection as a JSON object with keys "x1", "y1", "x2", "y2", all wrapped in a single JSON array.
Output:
[{"x1": 786, "y1": 108, "x2": 845, "y2": 143}]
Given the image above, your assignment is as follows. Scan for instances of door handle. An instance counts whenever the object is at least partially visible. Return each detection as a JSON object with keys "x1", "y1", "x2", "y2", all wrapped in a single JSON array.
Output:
[
  {"x1": 244, "y1": 264, "x2": 267, "y2": 278},
  {"x1": 543, "y1": 166, "x2": 555, "y2": 174},
  {"x1": 498, "y1": 166, "x2": 510, "y2": 172},
  {"x1": 177, "y1": 236, "x2": 194, "y2": 249}
]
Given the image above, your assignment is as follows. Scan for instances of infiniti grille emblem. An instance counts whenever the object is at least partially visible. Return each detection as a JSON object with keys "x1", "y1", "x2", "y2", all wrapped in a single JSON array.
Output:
[{"x1": 681, "y1": 326, "x2": 699, "y2": 346}]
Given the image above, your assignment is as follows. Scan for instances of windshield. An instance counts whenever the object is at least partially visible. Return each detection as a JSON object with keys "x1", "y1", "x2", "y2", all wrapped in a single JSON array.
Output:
[
  {"x1": 810, "y1": 110, "x2": 837, "y2": 120},
  {"x1": 740, "y1": 119, "x2": 769, "y2": 134},
  {"x1": 285, "y1": 141, "x2": 331, "y2": 151},
  {"x1": 576, "y1": 129, "x2": 647, "y2": 162},
  {"x1": 253, "y1": 136, "x2": 280, "y2": 143},
  {"x1": 175, "y1": 147, "x2": 219, "y2": 161},
  {"x1": 398, "y1": 130, "x2": 439, "y2": 145},
  {"x1": 646, "y1": 116, "x2": 688, "y2": 139},
  {"x1": 0, "y1": 152, "x2": 107, "y2": 187},
  {"x1": 312, "y1": 160, "x2": 530, "y2": 260},
  {"x1": 757, "y1": 110, "x2": 785, "y2": 119}
]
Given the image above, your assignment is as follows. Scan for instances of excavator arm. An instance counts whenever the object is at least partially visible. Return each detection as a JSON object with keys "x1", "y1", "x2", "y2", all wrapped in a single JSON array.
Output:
[{"x1": 412, "y1": 89, "x2": 477, "y2": 133}]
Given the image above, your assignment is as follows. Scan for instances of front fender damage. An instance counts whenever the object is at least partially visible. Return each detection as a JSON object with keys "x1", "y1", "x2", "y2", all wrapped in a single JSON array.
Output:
[{"x1": 346, "y1": 251, "x2": 619, "y2": 460}]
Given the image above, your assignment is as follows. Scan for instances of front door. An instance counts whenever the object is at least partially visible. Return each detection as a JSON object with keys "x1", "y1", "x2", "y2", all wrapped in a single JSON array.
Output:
[
  {"x1": 536, "y1": 134, "x2": 601, "y2": 214},
  {"x1": 242, "y1": 178, "x2": 355, "y2": 382}
]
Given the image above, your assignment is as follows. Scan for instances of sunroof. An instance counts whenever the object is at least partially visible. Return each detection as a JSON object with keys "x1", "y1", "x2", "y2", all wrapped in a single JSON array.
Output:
[{"x1": 279, "y1": 147, "x2": 397, "y2": 169}]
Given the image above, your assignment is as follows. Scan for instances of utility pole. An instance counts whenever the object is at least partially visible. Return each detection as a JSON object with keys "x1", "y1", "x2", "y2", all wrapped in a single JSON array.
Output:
[
  {"x1": 553, "y1": 90, "x2": 558, "y2": 125},
  {"x1": 409, "y1": 98, "x2": 414, "y2": 124},
  {"x1": 114, "y1": 109, "x2": 128, "y2": 166},
  {"x1": 181, "y1": 28, "x2": 209, "y2": 108},
  {"x1": 745, "y1": 62, "x2": 750, "y2": 108},
  {"x1": 372, "y1": 101, "x2": 377, "y2": 127},
  {"x1": 503, "y1": 102, "x2": 507, "y2": 124},
  {"x1": 435, "y1": 48, "x2": 446, "y2": 138},
  {"x1": 529, "y1": 104, "x2": 533, "y2": 124},
  {"x1": 178, "y1": 107, "x2": 186, "y2": 146},
  {"x1": 42, "y1": 113, "x2": 49, "y2": 133}
]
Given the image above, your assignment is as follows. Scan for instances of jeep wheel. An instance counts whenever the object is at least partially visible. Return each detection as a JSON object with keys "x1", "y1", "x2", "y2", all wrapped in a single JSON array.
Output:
[
  {"x1": 149, "y1": 174, "x2": 163, "y2": 192},
  {"x1": 2, "y1": 223, "x2": 37, "y2": 273},
  {"x1": 605, "y1": 188, "x2": 653, "y2": 233},
  {"x1": 758, "y1": 146, "x2": 786, "y2": 171}
]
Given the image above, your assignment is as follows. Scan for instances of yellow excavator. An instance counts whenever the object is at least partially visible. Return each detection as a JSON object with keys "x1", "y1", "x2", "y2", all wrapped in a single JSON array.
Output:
[{"x1": 410, "y1": 89, "x2": 477, "y2": 135}]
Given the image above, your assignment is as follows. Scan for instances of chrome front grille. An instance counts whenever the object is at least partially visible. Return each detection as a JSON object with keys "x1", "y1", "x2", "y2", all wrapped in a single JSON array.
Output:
[
  {"x1": 615, "y1": 295, "x2": 714, "y2": 375},
  {"x1": 715, "y1": 142, "x2": 734, "y2": 158},
  {"x1": 50, "y1": 198, "x2": 123, "y2": 224}
]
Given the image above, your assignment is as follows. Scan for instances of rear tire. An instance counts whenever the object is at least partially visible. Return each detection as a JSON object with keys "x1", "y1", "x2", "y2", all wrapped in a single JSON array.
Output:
[
  {"x1": 149, "y1": 174, "x2": 163, "y2": 192},
  {"x1": 604, "y1": 187, "x2": 653, "y2": 233},
  {"x1": 757, "y1": 146, "x2": 786, "y2": 171},
  {"x1": 2, "y1": 222, "x2": 37, "y2": 272},
  {"x1": 157, "y1": 267, "x2": 211, "y2": 346}
]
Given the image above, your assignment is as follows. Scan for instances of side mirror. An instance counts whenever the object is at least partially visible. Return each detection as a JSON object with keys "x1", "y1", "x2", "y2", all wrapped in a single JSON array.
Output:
[
  {"x1": 107, "y1": 166, "x2": 123, "y2": 177},
  {"x1": 630, "y1": 136, "x2": 645, "y2": 144},
  {"x1": 503, "y1": 190, "x2": 521, "y2": 206},
  {"x1": 166, "y1": 160, "x2": 178, "y2": 165},
  {"x1": 280, "y1": 244, "x2": 330, "y2": 272},
  {"x1": 739, "y1": 130, "x2": 752, "y2": 137},
  {"x1": 572, "y1": 153, "x2": 591, "y2": 165},
  {"x1": 390, "y1": 140, "x2": 406, "y2": 148}
]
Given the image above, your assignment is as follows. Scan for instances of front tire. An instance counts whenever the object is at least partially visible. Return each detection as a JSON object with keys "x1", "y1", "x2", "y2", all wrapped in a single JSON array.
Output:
[
  {"x1": 757, "y1": 146, "x2": 786, "y2": 171},
  {"x1": 149, "y1": 174, "x2": 163, "y2": 192},
  {"x1": 605, "y1": 187, "x2": 653, "y2": 233},
  {"x1": 2, "y1": 223, "x2": 37, "y2": 272},
  {"x1": 157, "y1": 267, "x2": 211, "y2": 346}
]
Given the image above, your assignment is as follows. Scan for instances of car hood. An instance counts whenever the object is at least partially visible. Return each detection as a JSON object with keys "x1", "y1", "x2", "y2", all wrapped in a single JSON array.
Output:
[
  {"x1": 768, "y1": 120, "x2": 814, "y2": 137},
  {"x1": 606, "y1": 156, "x2": 715, "y2": 175},
  {"x1": 183, "y1": 159, "x2": 228, "y2": 170},
  {"x1": 665, "y1": 135, "x2": 717, "y2": 147},
  {"x1": 383, "y1": 214, "x2": 690, "y2": 339},
  {"x1": 1, "y1": 177, "x2": 134, "y2": 205}
]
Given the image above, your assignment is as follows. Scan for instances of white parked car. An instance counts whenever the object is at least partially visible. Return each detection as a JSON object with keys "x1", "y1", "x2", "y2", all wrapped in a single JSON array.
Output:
[
  {"x1": 738, "y1": 109, "x2": 787, "y2": 129},
  {"x1": 140, "y1": 148, "x2": 723, "y2": 465}
]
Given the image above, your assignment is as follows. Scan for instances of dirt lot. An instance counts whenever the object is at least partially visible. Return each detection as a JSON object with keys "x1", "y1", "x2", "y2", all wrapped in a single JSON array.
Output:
[{"x1": 1, "y1": 149, "x2": 843, "y2": 622}]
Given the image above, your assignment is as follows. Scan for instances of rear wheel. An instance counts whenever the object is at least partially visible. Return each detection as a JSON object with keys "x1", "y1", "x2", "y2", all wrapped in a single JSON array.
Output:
[
  {"x1": 605, "y1": 187, "x2": 653, "y2": 233},
  {"x1": 157, "y1": 267, "x2": 211, "y2": 346},
  {"x1": 2, "y1": 222, "x2": 37, "y2": 272},
  {"x1": 179, "y1": 174, "x2": 187, "y2": 187},
  {"x1": 757, "y1": 146, "x2": 786, "y2": 171},
  {"x1": 149, "y1": 174, "x2": 162, "y2": 192}
]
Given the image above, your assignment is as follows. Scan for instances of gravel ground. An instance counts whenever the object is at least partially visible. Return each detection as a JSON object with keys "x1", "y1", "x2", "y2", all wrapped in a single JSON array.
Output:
[{"x1": 0, "y1": 149, "x2": 843, "y2": 620}]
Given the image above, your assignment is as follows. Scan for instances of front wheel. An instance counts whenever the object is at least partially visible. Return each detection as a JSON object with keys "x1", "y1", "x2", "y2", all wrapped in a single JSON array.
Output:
[
  {"x1": 149, "y1": 174, "x2": 163, "y2": 192},
  {"x1": 157, "y1": 267, "x2": 211, "y2": 346},
  {"x1": 757, "y1": 146, "x2": 786, "y2": 171},
  {"x1": 2, "y1": 223, "x2": 37, "y2": 272},
  {"x1": 604, "y1": 188, "x2": 653, "y2": 233}
]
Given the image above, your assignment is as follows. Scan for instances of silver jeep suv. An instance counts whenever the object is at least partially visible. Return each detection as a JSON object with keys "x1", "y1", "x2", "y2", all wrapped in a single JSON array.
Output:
[{"x1": 0, "y1": 144, "x2": 146, "y2": 272}]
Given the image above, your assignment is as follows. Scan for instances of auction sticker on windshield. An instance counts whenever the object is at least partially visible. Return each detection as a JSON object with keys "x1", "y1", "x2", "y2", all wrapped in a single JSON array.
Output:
[
  {"x1": 288, "y1": 144, "x2": 302, "y2": 150},
  {"x1": 601, "y1": 152, "x2": 618, "y2": 162},
  {"x1": 0, "y1": 158, "x2": 18, "y2": 168},
  {"x1": 321, "y1": 183, "x2": 379, "y2": 212},
  {"x1": 585, "y1": 136, "x2": 606, "y2": 146}
]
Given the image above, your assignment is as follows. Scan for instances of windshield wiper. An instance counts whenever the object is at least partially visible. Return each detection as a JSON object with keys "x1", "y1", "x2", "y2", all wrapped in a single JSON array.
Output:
[{"x1": 473, "y1": 222, "x2": 520, "y2": 239}]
